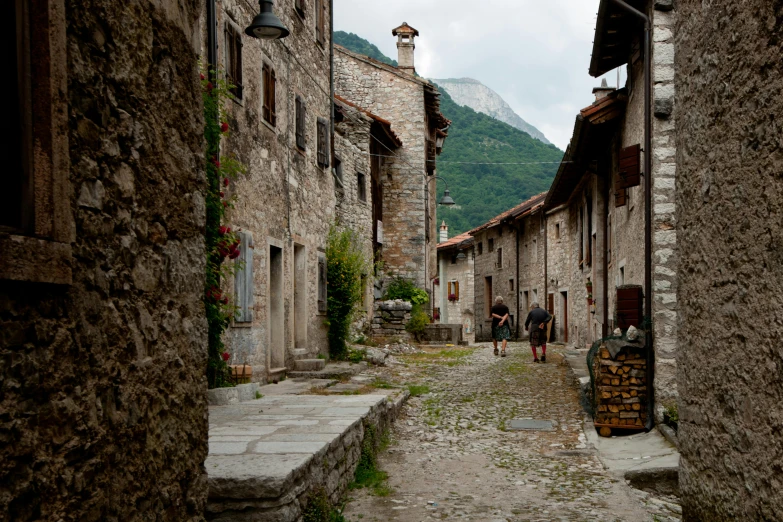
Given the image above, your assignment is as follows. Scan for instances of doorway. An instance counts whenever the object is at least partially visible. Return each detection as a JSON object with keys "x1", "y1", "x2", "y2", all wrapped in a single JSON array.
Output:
[
  {"x1": 269, "y1": 245, "x2": 285, "y2": 369},
  {"x1": 560, "y1": 291, "x2": 569, "y2": 344},
  {"x1": 484, "y1": 276, "x2": 493, "y2": 319}
]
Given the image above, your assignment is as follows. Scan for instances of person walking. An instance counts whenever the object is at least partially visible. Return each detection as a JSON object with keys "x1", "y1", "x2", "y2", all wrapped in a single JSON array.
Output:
[
  {"x1": 491, "y1": 296, "x2": 511, "y2": 357},
  {"x1": 524, "y1": 302, "x2": 552, "y2": 363}
]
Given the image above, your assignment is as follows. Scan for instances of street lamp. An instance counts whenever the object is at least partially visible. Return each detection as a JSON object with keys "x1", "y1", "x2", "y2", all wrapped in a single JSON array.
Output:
[
  {"x1": 427, "y1": 176, "x2": 456, "y2": 206},
  {"x1": 245, "y1": 0, "x2": 290, "y2": 40}
]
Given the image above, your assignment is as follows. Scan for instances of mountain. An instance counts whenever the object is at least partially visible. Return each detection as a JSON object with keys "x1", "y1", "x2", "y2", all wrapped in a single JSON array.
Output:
[
  {"x1": 332, "y1": 31, "x2": 563, "y2": 235},
  {"x1": 334, "y1": 31, "x2": 397, "y2": 67},
  {"x1": 434, "y1": 86, "x2": 564, "y2": 235},
  {"x1": 431, "y1": 78, "x2": 552, "y2": 145}
]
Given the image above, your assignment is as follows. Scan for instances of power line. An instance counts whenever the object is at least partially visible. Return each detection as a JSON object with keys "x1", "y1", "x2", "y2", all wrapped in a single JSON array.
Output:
[{"x1": 367, "y1": 153, "x2": 571, "y2": 166}]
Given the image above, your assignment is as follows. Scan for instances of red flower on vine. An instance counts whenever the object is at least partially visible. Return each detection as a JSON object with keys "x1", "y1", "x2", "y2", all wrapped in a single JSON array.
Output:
[
  {"x1": 206, "y1": 82, "x2": 214, "y2": 92},
  {"x1": 220, "y1": 191, "x2": 225, "y2": 198},
  {"x1": 219, "y1": 226, "x2": 228, "y2": 235},
  {"x1": 200, "y1": 73, "x2": 205, "y2": 81},
  {"x1": 223, "y1": 178, "x2": 229, "y2": 187},
  {"x1": 212, "y1": 158, "x2": 221, "y2": 169},
  {"x1": 221, "y1": 297, "x2": 229, "y2": 305},
  {"x1": 222, "y1": 201, "x2": 228, "y2": 208},
  {"x1": 221, "y1": 352, "x2": 230, "y2": 362},
  {"x1": 221, "y1": 122, "x2": 229, "y2": 133}
]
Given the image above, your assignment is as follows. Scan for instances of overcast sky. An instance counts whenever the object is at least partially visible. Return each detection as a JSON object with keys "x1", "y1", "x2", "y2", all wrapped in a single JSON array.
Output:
[{"x1": 334, "y1": 0, "x2": 625, "y2": 151}]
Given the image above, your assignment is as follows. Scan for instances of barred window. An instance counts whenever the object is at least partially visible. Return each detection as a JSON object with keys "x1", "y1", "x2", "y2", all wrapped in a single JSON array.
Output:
[{"x1": 316, "y1": 118, "x2": 329, "y2": 168}]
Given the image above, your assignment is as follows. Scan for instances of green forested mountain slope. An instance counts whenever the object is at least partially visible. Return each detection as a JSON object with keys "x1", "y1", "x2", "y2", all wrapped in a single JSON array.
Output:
[
  {"x1": 334, "y1": 31, "x2": 398, "y2": 66},
  {"x1": 435, "y1": 87, "x2": 563, "y2": 234},
  {"x1": 333, "y1": 31, "x2": 564, "y2": 235}
]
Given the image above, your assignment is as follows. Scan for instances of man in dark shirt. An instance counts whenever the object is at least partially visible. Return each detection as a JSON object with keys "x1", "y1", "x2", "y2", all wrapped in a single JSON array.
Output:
[{"x1": 525, "y1": 302, "x2": 552, "y2": 363}]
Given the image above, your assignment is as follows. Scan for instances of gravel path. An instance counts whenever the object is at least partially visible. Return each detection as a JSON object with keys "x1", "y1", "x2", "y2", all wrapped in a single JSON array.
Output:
[{"x1": 341, "y1": 342, "x2": 681, "y2": 522}]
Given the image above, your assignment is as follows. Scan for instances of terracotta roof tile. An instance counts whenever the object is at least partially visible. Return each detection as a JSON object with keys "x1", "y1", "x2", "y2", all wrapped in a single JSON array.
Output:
[
  {"x1": 469, "y1": 192, "x2": 548, "y2": 236},
  {"x1": 437, "y1": 231, "x2": 474, "y2": 251}
]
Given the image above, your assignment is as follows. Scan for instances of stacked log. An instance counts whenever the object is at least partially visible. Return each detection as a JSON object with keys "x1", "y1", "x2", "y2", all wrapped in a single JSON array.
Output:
[{"x1": 593, "y1": 345, "x2": 647, "y2": 435}]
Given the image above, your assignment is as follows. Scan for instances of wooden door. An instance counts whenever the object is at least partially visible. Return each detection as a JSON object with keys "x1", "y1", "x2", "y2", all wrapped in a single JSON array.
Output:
[{"x1": 561, "y1": 291, "x2": 569, "y2": 343}]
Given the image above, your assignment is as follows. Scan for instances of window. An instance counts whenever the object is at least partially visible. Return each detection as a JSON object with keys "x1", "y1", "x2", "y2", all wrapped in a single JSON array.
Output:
[
  {"x1": 488, "y1": 238, "x2": 495, "y2": 252},
  {"x1": 262, "y1": 63, "x2": 277, "y2": 126},
  {"x1": 555, "y1": 223, "x2": 560, "y2": 239},
  {"x1": 295, "y1": 0, "x2": 305, "y2": 17},
  {"x1": 317, "y1": 117, "x2": 329, "y2": 168},
  {"x1": 450, "y1": 255, "x2": 457, "y2": 265},
  {"x1": 1, "y1": 0, "x2": 72, "y2": 285},
  {"x1": 315, "y1": 0, "x2": 325, "y2": 46},
  {"x1": 333, "y1": 155, "x2": 342, "y2": 186},
  {"x1": 357, "y1": 172, "x2": 366, "y2": 202},
  {"x1": 225, "y1": 21, "x2": 243, "y2": 99},
  {"x1": 485, "y1": 277, "x2": 493, "y2": 317},
  {"x1": 478, "y1": 242, "x2": 483, "y2": 255},
  {"x1": 509, "y1": 279, "x2": 514, "y2": 292},
  {"x1": 496, "y1": 247, "x2": 503, "y2": 268},
  {"x1": 448, "y1": 281, "x2": 460, "y2": 301},
  {"x1": 532, "y1": 239, "x2": 538, "y2": 260},
  {"x1": 295, "y1": 95, "x2": 306, "y2": 149}
]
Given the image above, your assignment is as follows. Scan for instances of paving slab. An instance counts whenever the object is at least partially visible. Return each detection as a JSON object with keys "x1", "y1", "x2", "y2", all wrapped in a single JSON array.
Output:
[
  {"x1": 508, "y1": 419, "x2": 555, "y2": 431},
  {"x1": 206, "y1": 390, "x2": 408, "y2": 521},
  {"x1": 286, "y1": 361, "x2": 368, "y2": 380}
]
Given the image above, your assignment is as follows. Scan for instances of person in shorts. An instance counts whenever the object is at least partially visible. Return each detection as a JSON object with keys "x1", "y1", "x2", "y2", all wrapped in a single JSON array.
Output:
[
  {"x1": 491, "y1": 296, "x2": 511, "y2": 357},
  {"x1": 524, "y1": 302, "x2": 552, "y2": 363}
]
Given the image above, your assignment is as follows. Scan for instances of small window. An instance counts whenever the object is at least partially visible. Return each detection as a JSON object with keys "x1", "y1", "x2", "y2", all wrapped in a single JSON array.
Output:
[
  {"x1": 509, "y1": 278, "x2": 514, "y2": 292},
  {"x1": 448, "y1": 281, "x2": 460, "y2": 301},
  {"x1": 225, "y1": 21, "x2": 243, "y2": 99},
  {"x1": 555, "y1": 223, "x2": 560, "y2": 239},
  {"x1": 315, "y1": 0, "x2": 325, "y2": 46},
  {"x1": 496, "y1": 247, "x2": 503, "y2": 268},
  {"x1": 317, "y1": 117, "x2": 329, "y2": 168},
  {"x1": 478, "y1": 242, "x2": 483, "y2": 255},
  {"x1": 295, "y1": 95, "x2": 306, "y2": 150},
  {"x1": 333, "y1": 155, "x2": 342, "y2": 185},
  {"x1": 488, "y1": 238, "x2": 495, "y2": 252},
  {"x1": 262, "y1": 63, "x2": 277, "y2": 126},
  {"x1": 450, "y1": 255, "x2": 457, "y2": 265},
  {"x1": 295, "y1": 0, "x2": 305, "y2": 17},
  {"x1": 357, "y1": 172, "x2": 366, "y2": 202}
]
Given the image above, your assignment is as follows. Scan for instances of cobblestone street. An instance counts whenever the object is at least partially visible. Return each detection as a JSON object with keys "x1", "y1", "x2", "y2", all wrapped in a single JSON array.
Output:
[{"x1": 342, "y1": 343, "x2": 681, "y2": 522}]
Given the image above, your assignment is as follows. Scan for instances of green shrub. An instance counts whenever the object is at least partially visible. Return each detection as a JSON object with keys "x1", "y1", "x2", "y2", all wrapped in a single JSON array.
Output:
[
  {"x1": 325, "y1": 226, "x2": 368, "y2": 360},
  {"x1": 383, "y1": 277, "x2": 429, "y2": 304},
  {"x1": 405, "y1": 303, "x2": 430, "y2": 341},
  {"x1": 663, "y1": 402, "x2": 679, "y2": 431}
]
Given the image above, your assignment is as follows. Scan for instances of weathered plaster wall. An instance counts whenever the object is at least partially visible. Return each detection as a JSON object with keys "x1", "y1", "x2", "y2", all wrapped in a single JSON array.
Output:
[
  {"x1": 335, "y1": 48, "x2": 430, "y2": 289},
  {"x1": 0, "y1": 0, "x2": 209, "y2": 519},
  {"x1": 207, "y1": 0, "x2": 335, "y2": 376},
  {"x1": 435, "y1": 246, "x2": 475, "y2": 343},
  {"x1": 675, "y1": 1, "x2": 783, "y2": 519},
  {"x1": 473, "y1": 225, "x2": 518, "y2": 341}
]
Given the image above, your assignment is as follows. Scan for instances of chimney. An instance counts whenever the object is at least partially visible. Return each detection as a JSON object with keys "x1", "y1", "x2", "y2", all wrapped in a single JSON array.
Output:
[
  {"x1": 439, "y1": 221, "x2": 448, "y2": 243},
  {"x1": 392, "y1": 22, "x2": 419, "y2": 75},
  {"x1": 592, "y1": 78, "x2": 614, "y2": 101}
]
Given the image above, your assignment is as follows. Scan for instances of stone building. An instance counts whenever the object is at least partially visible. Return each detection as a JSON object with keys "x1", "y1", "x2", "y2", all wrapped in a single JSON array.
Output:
[
  {"x1": 201, "y1": 0, "x2": 336, "y2": 381},
  {"x1": 676, "y1": 1, "x2": 783, "y2": 519},
  {"x1": 434, "y1": 224, "x2": 475, "y2": 343},
  {"x1": 333, "y1": 96, "x2": 402, "y2": 321},
  {"x1": 545, "y1": 0, "x2": 680, "y2": 422},
  {"x1": 470, "y1": 193, "x2": 547, "y2": 342},
  {"x1": 334, "y1": 23, "x2": 450, "y2": 297},
  {"x1": 1, "y1": 0, "x2": 208, "y2": 519}
]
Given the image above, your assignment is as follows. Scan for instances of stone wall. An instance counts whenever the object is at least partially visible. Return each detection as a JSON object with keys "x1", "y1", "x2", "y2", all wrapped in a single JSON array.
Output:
[
  {"x1": 544, "y1": 207, "x2": 575, "y2": 343},
  {"x1": 372, "y1": 300, "x2": 412, "y2": 342},
  {"x1": 473, "y1": 224, "x2": 519, "y2": 341},
  {"x1": 517, "y1": 213, "x2": 545, "y2": 339},
  {"x1": 675, "y1": 1, "x2": 783, "y2": 519},
  {"x1": 0, "y1": 0, "x2": 209, "y2": 519},
  {"x1": 334, "y1": 104, "x2": 375, "y2": 321},
  {"x1": 335, "y1": 47, "x2": 434, "y2": 290},
  {"x1": 206, "y1": 0, "x2": 335, "y2": 378}
]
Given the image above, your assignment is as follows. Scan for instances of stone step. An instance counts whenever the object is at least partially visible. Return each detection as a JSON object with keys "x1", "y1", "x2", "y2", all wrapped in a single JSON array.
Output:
[
  {"x1": 268, "y1": 367, "x2": 287, "y2": 383},
  {"x1": 293, "y1": 359, "x2": 326, "y2": 372},
  {"x1": 292, "y1": 348, "x2": 308, "y2": 358},
  {"x1": 287, "y1": 361, "x2": 368, "y2": 380}
]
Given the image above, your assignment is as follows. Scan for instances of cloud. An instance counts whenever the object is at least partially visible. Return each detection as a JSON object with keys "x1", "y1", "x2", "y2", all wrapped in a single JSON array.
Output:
[{"x1": 334, "y1": 0, "x2": 624, "y2": 150}]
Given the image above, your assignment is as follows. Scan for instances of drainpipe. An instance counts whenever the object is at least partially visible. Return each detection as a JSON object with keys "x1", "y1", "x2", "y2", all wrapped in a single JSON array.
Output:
[
  {"x1": 515, "y1": 222, "x2": 520, "y2": 339},
  {"x1": 603, "y1": 159, "x2": 610, "y2": 340},
  {"x1": 329, "y1": 0, "x2": 335, "y2": 164},
  {"x1": 609, "y1": 0, "x2": 653, "y2": 431},
  {"x1": 542, "y1": 213, "x2": 547, "y2": 333}
]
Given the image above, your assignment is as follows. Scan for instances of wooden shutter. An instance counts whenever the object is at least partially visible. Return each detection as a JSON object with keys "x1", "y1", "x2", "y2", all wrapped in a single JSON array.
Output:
[
  {"x1": 262, "y1": 64, "x2": 271, "y2": 123},
  {"x1": 618, "y1": 144, "x2": 641, "y2": 189},
  {"x1": 295, "y1": 96, "x2": 305, "y2": 149},
  {"x1": 225, "y1": 23, "x2": 243, "y2": 99},
  {"x1": 270, "y1": 69, "x2": 277, "y2": 126},
  {"x1": 615, "y1": 186, "x2": 627, "y2": 207},
  {"x1": 317, "y1": 118, "x2": 329, "y2": 168},
  {"x1": 455, "y1": 281, "x2": 460, "y2": 301},
  {"x1": 234, "y1": 231, "x2": 254, "y2": 322},
  {"x1": 616, "y1": 286, "x2": 643, "y2": 330},
  {"x1": 316, "y1": 0, "x2": 324, "y2": 46}
]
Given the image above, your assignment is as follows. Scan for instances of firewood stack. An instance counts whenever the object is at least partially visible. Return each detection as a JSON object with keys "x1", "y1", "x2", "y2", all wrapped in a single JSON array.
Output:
[{"x1": 593, "y1": 345, "x2": 648, "y2": 436}]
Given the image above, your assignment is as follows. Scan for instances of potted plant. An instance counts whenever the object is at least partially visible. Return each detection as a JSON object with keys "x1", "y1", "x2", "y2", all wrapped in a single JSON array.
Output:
[{"x1": 448, "y1": 293, "x2": 457, "y2": 302}]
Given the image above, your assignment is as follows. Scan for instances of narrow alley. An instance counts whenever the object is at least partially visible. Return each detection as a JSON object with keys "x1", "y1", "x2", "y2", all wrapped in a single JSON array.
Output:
[{"x1": 342, "y1": 344, "x2": 681, "y2": 522}]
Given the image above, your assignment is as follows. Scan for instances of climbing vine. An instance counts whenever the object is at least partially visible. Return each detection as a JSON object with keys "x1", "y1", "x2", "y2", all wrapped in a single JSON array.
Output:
[{"x1": 202, "y1": 67, "x2": 247, "y2": 389}]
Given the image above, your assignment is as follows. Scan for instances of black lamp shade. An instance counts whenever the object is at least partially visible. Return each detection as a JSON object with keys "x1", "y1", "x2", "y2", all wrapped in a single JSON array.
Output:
[
  {"x1": 245, "y1": 0, "x2": 290, "y2": 39},
  {"x1": 439, "y1": 190, "x2": 455, "y2": 206}
]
